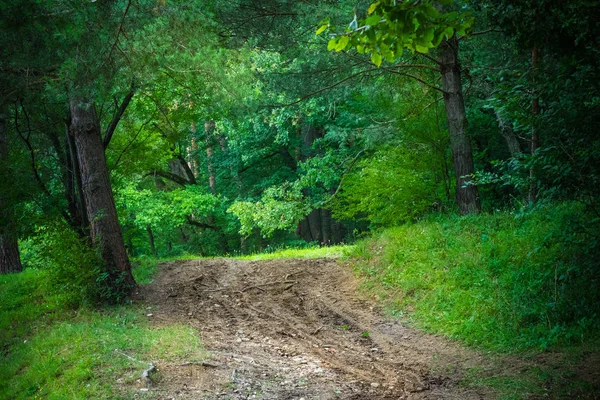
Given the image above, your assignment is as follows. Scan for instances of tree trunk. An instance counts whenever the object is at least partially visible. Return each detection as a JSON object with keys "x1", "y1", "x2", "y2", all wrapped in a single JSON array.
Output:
[
  {"x1": 529, "y1": 47, "x2": 540, "y2": 205},
  {"x1": 147, "y1": 224, "x2": 157, "y2": 257},
  {"x1": 66, "y1": 126, "x2": 91, "y2": 237},
  {"x1": 204, "y1": 120, "x2": 217, "y2": 195},
  {"x1": 0, "y1": 107, "x2": 22, "y2": 274},
  {"x1": 494, "y1": 109, "x2": 522, "y2": 158},
  {"x1": 307, "y1": 209, "x2": 322, "y2": 243},
  {"x1": 189, "y1": 123, "x2": 199, "y2": 178},
  {"x1": 69, "y1": 99, "x2": 135, "y2": 293},
  {"x1": 321, "y1": 208, "x2": 332, "y2": 245},
  {"x1": 439, "y1": 36, "x2": 481, "y2": 214}
]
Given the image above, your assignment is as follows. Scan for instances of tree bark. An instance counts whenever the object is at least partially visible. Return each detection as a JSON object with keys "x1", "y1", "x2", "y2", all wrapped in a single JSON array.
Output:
[
  {"x1": 494, "y1": 109, "x2": 522, "y2": 158},
  {"x1": 438, "y1": 36, "x2": 481, "y2": 214},
  {"x1": 147, "y1": 224, "x2": 157, "y2": 257},
  {"x1": 69, "y1": 99, "x2": 135, "y2": 292},
  {"x1": 204, "y1": 120, "x2": 217, "y2": 195},
  {"x1": 0, "y1": 107, "x2": 22, "y2": 274}
]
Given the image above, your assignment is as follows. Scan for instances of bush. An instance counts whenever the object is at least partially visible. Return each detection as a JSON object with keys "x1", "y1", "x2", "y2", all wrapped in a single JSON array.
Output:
[
  {"x1": 332, "y1": 145, "x2": 447, "y2": 227},
  {"x1": 21, "y1": 223, "x2": 104, "y2": 307}
]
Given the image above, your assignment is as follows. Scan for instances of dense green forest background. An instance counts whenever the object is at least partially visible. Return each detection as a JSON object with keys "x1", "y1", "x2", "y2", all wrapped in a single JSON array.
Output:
[{"x1": 1, "y1": 0, "x2": 599, "y2": 353}]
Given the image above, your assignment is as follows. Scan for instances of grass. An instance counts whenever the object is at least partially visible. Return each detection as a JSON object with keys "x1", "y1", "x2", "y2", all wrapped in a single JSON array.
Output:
[
  {"x1": 236, "y1": 244, "x2": 352, "y2": 261},
  {"x1": 348, "y1": 203, "x2": 599, "y2": 352},
  {"x1": 347, "y1": 203, "x2": 600, "y2": 398},
  {"x1": 0, "y1": 264, "x2": 205, "y2": 399},
  {"x1": 156, "y1": 244, "x2": 352, "y2": 263}
]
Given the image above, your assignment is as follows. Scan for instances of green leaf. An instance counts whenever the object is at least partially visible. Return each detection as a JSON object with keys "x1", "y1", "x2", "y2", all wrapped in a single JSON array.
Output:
[
  {"x1": 415, "y1": 44, "x2": 429, "y2": 53},
  {"x1": 327, "y1": 38, "x2": 338, "y2": 51},
  {"x1": 443, "y1": 26, "x2": 455, "y2": 39},
  {"x1": 316, "y1": 24, "x2": 328, "y2": 36},
  {"x1": 335, "y1": 35, "x2": 349, "y2": 51},
  {"x1": 371, "y1": 52, "x2": 382, "y2": 67},
  {"x1": 365, "y1": 14, "x2": 381, "y2": 27},
  {"x1": 367, "y1": 1, "x2": 380, "y2": 15}
]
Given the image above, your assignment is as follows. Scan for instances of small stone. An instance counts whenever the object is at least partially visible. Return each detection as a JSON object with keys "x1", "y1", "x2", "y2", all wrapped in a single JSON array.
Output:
[
  {"x1": 236, "y1": 338, "x2": 242, "y2": 343},
  {"x1": 140, "y1": 388, "x2": 149, "y2": 392},
  {"x1": 188, "y1": 312, "x2": 192, "y2": 316},
  {"x1": 371, "y1": 383, "x2": 380, "y2": 388},
  {"x1": 146, "y1": 313, "x2": 153, "y2": 317}
]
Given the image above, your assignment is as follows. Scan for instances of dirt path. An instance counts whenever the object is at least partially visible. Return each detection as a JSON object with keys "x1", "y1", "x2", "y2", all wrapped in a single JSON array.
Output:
[{"x1": 139, "y1": 258, "x2": 493, "y2": 399}]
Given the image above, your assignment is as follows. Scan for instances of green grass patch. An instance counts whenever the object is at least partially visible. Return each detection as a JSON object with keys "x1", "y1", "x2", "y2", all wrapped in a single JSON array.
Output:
[
  {"x1": 0, "y1": 267, "x2": 205, "y2": 399},
  {"x1": 348, "y1": 203, "x2": 600, "y2": 352},
  {"x1": 132, "y1": 256, "x2": 159, "y2": 285},
  {"x1": 157, "y1": 244, "x2": 353, "y2": 262},
  {"x1": 237, "y1": 244, "x2": 352, "y2": 261}
]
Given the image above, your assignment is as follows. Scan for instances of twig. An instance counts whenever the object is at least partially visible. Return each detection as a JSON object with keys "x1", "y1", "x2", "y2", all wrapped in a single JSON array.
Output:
[
  {"x1": 241, "y1": 280, "x2": 297, "y2": 292},
  {"x1": 114, "y1": 349, "x2": 140, "y2": 363},
  {"x1": 267, "y1": 68, "x2": 380, "y2": 108}
]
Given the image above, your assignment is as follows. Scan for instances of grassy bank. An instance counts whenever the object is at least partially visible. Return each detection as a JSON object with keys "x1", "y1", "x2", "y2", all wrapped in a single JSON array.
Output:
[
  {"x1": 0, "y1": 262, "x2": 205, "y2": 399},
  {"x1": 348, "y1": 203, "x2": 599, "y2": 352}
]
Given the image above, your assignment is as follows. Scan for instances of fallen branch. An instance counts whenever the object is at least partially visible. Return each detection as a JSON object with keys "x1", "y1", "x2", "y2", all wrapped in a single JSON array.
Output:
[
  {"x1": 178, "y1": 361, "x2": 221, "y2": 368},
  {"x1": 241, "y1": 280, "x2": 297, "y2": 292},
  {"x1": 141, "y1": 363, "x2": 156, "y2": 388}
]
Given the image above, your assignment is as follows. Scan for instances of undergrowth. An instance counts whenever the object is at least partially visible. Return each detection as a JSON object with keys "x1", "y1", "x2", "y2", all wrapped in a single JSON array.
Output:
[
  {"x1": 348, "y1": 202, "x2": 599, "y2": 352},
  {"x1": 0, "y1": 264, "x2": 205, "y2": 399}
]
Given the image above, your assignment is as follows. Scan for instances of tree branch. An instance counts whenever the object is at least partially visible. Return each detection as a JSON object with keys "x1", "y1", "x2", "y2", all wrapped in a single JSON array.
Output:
[
  {"x1": 146, "y1": 170, "x2": 192, "y2": 187},
  {"x1": 109, "y1": 118, "x2": 151, "y2": 173},
  {"x1": 103, "y1": 80, "x2": 135, "y2": 149},
  {"x1": 267, "y1": 67, "x2": 380, "y2": 108},
  {"x1": 186, "y1": 217, "x2": 217, "y2": 230},
  {"x1": 176, "y1": 154, "x2": 197, "y2": 185},
  {"x1": 460, "y1": 28, "x2": 503, "y2": 40},
  {"x1": 380, "y1": 67, "x2": 445, "y2": 93}
]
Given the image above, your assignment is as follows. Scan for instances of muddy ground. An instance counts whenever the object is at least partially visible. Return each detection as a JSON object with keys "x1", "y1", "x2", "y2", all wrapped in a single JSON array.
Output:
[{"x1": 137, "y1": 258, "x2": 597, "y2": 399}]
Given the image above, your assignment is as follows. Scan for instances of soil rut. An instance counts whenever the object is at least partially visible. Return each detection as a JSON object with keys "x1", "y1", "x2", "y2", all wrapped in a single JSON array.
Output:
[{"x1": 140, "y1": 258, "x2": 491, "y2": 399}]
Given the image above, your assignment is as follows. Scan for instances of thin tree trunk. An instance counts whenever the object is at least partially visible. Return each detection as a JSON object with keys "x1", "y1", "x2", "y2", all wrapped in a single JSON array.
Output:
[
  {"x1": 439, "y1": 36, "x2": 481, "y2": 214},
  {"x1": 190, "y1": 123, "x2": 199, "y2": 178},
  {"x1": 147, "y1": 225, "x2": 157, "y2": 257},
  {"x1": 66, "y1": 125, "x2": 91, "y2": 237},
  {"x1": 321, "y1": 208, "x2": 332, "y2": 245},
  {"x1": 204, "y1": 120, "x2": 217, "y2": 195},
  {"x1": 69, "y1": 99, "x2": 135, "y2": 293},
  {"x1": 494, "y1": 110, "x2": 522, "y2": 158},
  {"x1": 529, "y1": 47, "x2": 540, "y2": 205},
  {"x1": 307, "y1": 209, "x2": 322, "y2": 243},
  {"x1": 0, "y1": 107, "x2": 22, "y2": 274}
]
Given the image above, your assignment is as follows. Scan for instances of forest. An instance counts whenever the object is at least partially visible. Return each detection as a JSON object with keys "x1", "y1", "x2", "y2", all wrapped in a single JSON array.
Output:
[{"x1": 1, "y1": 0, "x2": 599, "y2": 398}]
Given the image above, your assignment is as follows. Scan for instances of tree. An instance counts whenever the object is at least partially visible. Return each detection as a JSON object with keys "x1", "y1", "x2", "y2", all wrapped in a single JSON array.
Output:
[
  {"x1": 0, "y1": 107, "x2": 23, "y2": 274},
  {"x1": 69, "y1": 99, "x2": 135, "y2": 290},
  {"x1": 323, "y1": 0, "x2": 481, "y2": 214}
]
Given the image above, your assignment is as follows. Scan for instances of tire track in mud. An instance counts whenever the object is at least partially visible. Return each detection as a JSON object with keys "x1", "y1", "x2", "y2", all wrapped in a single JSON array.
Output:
[{"x1": 139, "y1": 258, "x2": 490, "y2": 399}]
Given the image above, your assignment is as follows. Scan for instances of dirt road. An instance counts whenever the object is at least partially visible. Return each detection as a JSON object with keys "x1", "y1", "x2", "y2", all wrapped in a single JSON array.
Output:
[{"x1": 140, "y1": 258, "x2": 492, "y2": 399}]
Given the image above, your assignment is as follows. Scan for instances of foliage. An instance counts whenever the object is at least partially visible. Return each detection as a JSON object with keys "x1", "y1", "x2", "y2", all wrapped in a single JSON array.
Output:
[
  {"x1": 348, "y1": 203, "x2": 600, "y2": 351},
  {"x1": 322, "y1": 0, "x2": 474, "y2": 65},
  {"x1": 332, "y1": 145, "x2": 443, "y2": 226},
  {"x1": 229, "y1": 183, "x2": 311, "y2": 238},
  {"x1": 20, "y1": 224, "x2": 102, "y2": 307},
  {"x1": 116, "y1": 183, "x2": 218, "y2": 235}
]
